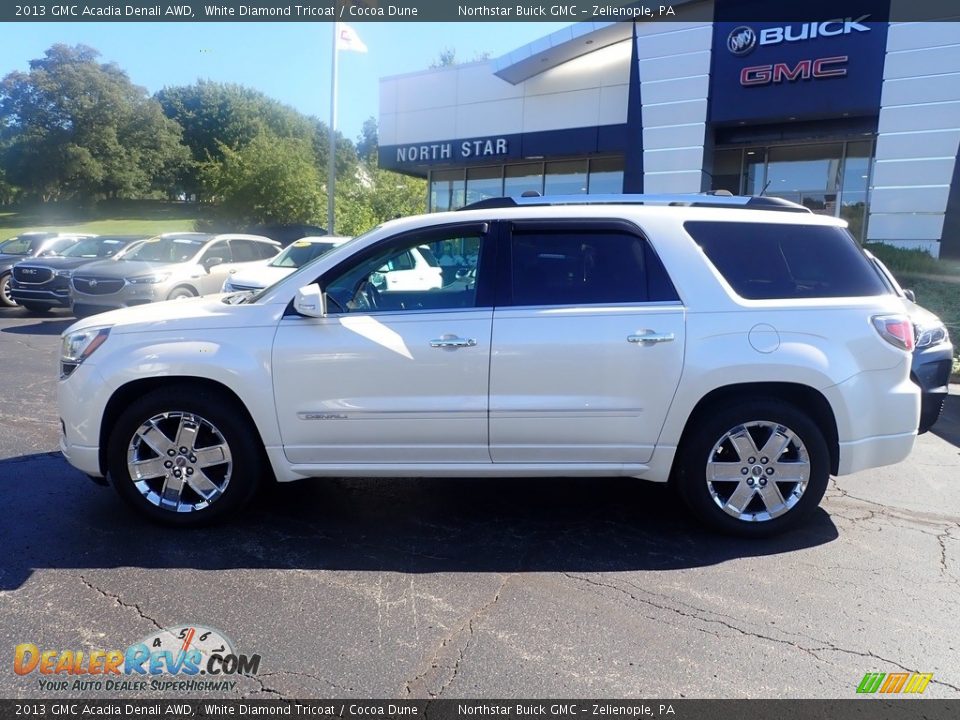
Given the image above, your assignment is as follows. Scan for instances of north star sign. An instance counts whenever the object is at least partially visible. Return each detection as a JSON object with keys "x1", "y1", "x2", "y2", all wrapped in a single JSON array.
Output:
[{"x1": 395, "y1": 137, "x2": 509, "y2": 163}]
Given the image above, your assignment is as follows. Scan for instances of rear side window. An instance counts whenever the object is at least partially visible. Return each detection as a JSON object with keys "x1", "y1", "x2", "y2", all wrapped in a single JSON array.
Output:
[
  {"x1": 508, "y1": 227, "x2": 679, "y2": 307},
  {"x1": 685, "y1": 221, "x2": 890, "y2": 300}
]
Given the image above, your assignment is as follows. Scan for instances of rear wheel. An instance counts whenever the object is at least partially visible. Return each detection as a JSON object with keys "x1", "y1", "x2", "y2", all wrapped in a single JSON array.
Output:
[
  {"x1": 107, "y1": 387, "x2": 262, "y2": 526},
  {"x1": 676, "y1": 399, "x2": 829, "y2": 537},
  {"x1": 0, "y1": 273, "x2": 17, "y2": 307}
]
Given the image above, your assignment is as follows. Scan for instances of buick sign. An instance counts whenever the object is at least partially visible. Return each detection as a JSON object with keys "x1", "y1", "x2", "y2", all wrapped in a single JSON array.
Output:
[{"x1": 727, "y1": 26, "x2": 756, "y2": 56}]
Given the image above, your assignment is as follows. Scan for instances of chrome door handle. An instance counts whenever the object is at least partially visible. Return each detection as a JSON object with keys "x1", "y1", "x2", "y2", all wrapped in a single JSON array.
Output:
[
  {"x1": 628, "y1": 332, "x2": 675, "y2": 345},
  {"x1": 430, "y1": 336, "x2": 477, "y2": 349}
]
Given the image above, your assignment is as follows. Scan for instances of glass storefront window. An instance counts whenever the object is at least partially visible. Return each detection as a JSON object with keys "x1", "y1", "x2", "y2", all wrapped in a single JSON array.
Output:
[
  {"x1": 710, "y1": 139, "x2": 875, "y2": 241},
  {"x1": 465, "y1": 167, "x2": 503, "y2": 205},
  {"x1": 430, "y1": 170, "x2": 465, "y2": 212},
  {"x1": 743, "y1": 148, "x2": 766, "y2": 195},
  {"x1": 840, "y1": 140, "x2": 873, "y2": 242},
  {"x1": 588, "y1": 157, "x2": 624, "y2": 194},
  {"x1": 711, "y1": 150, "x2": 742, "y2": 195},
  {"x1": 544, "y1": 160, "x2": 588, "y2": 195},
  {"x1": 504, "y1": 164, "x2": 544, "y2": 197}
]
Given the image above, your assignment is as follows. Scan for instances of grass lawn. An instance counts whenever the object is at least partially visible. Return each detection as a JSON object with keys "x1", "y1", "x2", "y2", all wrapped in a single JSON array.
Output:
[{"x1": 0, "y1": 200, "x2": 203, "y2": 238}]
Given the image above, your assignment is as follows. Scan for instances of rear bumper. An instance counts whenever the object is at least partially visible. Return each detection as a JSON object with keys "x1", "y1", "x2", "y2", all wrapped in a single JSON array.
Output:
[{"x1": 837, "y1": 430, "x2": 916, "y2": 475}]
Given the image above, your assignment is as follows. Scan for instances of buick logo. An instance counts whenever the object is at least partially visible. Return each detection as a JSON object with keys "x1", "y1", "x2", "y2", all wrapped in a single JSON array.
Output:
[
  {"x1": 727, "y1": 26, "x2": 757, "y2": 56},
  {"x1": 88, "y1": 279, "x2": 98, "y2": 288}
]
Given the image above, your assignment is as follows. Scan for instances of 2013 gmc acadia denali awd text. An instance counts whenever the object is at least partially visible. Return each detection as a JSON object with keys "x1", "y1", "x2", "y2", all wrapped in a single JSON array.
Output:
[{"x1": 57, "y1": 195, "x2": 922, "y2": 536}]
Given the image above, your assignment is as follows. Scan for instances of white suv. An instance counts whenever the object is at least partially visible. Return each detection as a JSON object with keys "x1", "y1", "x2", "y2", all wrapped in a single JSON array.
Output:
[{"x1": 57, "y1": 194, "x2": 921, "y2": 535}]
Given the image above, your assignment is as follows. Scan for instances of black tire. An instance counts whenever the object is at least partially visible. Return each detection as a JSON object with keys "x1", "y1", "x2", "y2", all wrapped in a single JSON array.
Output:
[
  {"x1": 107, "y1": 386, "x2": 263, "y2": 526},
  {"x1": 19, "y1": 302, "x2": 51, "y2": 314},
  {"x1": 676, "y1": 399, "x2": 830, "y2": 537},
  {"x1": 167, "y1": 286, "x2": 196, "y2": 301},
  {"x1": 0, "y1": 273, "x2": 17, "y2": 308}
]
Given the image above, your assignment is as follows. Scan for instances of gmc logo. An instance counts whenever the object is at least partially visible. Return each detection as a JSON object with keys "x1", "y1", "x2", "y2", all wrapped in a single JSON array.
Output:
[{"x1": 740, "y1": 56, "x2": 849, "y2": 86}]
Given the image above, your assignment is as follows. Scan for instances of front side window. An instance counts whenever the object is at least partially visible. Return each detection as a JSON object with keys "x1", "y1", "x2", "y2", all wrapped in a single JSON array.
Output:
[
  {"x1": 201, "y1": 241, "x2": 233, "y2": 265},
  {"x1": 507, "y1": 226, "x2": 677, "y2": 307},
  {"x1": 323, "y1": 229, "x2": 485, "y2": 313}
]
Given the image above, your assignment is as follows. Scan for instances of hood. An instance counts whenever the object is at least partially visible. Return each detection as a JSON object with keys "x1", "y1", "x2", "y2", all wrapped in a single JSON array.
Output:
[
  {"x1": 227, "y1": 265, "x2": 293, "y2": 288},
  {"x1": 0, "y1": 253, "x2": 32, "y2": 270},
  {"x1": 72, "y1": 259, "x2": 181, "y2": 279},
  {"x1": 64, "y1": 294, "x2": 284, "y2": 336},
  {"x1": 14, "y1": 255, "x2": 109, "y2": 271}
]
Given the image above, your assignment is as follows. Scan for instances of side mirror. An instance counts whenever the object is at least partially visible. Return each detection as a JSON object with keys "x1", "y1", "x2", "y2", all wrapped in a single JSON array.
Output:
[
  {"x1": 203, "y1": 256, "x2": 224, "y2": 271},
  {"x1": 903, "y1": 288, "x2": 916, "y2": 303},
  {"x1": 294, "y1": 284, "x2": 327, "y2": 318}
]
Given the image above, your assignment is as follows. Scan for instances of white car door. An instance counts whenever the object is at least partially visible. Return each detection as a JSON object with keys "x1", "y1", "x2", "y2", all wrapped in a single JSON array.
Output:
[
  {"x1": 272, "y1": 224, "x2": 493, "y2": 465},
  {"x1": 489, "y1": 220, "x2": 686, "y2": 465}
]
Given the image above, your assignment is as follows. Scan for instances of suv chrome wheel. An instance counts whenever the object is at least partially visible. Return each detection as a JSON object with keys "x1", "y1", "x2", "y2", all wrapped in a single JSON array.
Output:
[
  {"x1": 127, "y1": 411, "x2": 233, "y2": 513},
  {"x1": 706, "y1": 421, "x2": 810, "y2": 522},
  {"x1": 677, "y1": 399, "x2": 829, "y2": 536},
  {"x1": 108, "y1": 387, "x2": 262, "y2": 525}
]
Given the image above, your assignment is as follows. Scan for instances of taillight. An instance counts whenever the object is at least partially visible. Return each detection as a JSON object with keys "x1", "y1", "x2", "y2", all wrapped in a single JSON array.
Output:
[{"x1": 872, "y1": 314, "x2": 914, "y2": 351}]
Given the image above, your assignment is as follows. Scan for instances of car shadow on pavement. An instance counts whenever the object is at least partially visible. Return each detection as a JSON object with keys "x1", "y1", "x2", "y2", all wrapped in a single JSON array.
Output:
[
  {"x1": 0, "y1": 452, "x2": 838, "y2": 590},
  {"x1": 931, "y1": 393, "x2": 960, "y2": 448},
  {"x1": 1, "y1": 318, "x2": 75, "y2": 336}
]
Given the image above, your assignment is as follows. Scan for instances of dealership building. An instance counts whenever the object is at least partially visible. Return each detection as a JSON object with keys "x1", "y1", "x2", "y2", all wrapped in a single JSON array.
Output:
[{"x1": 378, "y1": 1, "x2": 960, "y2": 257}]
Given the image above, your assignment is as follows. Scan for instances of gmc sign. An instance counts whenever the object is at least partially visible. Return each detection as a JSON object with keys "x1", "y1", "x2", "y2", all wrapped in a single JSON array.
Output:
[{"x1": 740, "y1": 56, "x2": 849, "y2": 86}]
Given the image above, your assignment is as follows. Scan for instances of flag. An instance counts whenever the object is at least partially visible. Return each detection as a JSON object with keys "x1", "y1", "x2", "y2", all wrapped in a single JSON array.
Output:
[{"x1": 336, "y1": 23, "x2": 368, "y2": 53}]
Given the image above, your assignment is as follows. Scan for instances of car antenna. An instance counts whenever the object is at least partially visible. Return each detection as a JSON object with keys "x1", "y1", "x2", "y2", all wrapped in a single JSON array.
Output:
[{"x1": 759, "y1": 180, "x2": 772, "y2": 197}]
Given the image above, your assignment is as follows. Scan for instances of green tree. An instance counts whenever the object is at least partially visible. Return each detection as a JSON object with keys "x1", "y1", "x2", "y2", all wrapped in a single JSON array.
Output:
[
  {"x1": 158, "y1": 80, "x2": 355, "y2": 199},
  {"x1": 0, "y1": 44, "x2": 188, "y2": 202},
  {"x1": 335, "y1": 155, "x2": 426, "y2": 237},
  {"x1": 201, "y1": 131, "x2": 325, "y2": 226},
  {"x1": 355, "y1": 116, "x2": 379, "y2": 163}
]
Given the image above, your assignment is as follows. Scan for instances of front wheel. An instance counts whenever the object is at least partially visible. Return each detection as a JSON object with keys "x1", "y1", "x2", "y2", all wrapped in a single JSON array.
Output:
[
  {"x1": 167, "y1": 286, "x2": 196, "y2": 301},
  {"x1": 0, "y1": 273, "x2": 18, "y2": 307},
  {"x1": 676, "y1": 400, "x2": 830, "y2": 537},
  {"x1": 107, "y1": 387, "x2": 263, "y2": 526}
]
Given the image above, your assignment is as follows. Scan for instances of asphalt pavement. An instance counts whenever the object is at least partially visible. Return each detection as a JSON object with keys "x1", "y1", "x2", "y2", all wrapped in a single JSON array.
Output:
[{"x1": 1, "y1": 306, "x2": 958, "y2": 699}]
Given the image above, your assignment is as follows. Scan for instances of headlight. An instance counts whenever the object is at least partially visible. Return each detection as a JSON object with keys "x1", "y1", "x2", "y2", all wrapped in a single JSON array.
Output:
[
  {"x1": 915, "y1": 322, "x2": 949, "y2": 349},
  {"x1": 55, "y1": 269, "x2": 73, "y2": 278},
  {"x1": 60, "y1": 327, "x2": 111, "y2": 379},
  {"x1": 129, "y1": 273, "x2": 171, "y2": 284}
]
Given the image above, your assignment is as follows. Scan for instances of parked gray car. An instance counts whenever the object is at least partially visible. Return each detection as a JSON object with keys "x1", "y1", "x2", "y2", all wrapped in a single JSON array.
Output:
[{"x1": 70, "y1": 232, "x2": 280, "y2": 316}]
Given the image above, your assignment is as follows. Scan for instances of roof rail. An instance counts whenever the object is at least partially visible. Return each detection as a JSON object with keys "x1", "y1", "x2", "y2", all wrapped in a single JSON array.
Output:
[{"x1": 459, "y1": 193, "x2": 811, "y2": 213}]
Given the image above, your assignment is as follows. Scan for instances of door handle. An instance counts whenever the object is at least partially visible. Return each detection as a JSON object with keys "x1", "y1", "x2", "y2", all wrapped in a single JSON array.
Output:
[
  {"x1": 628, "y1": 332, "x2": 675, "y2": 345},
  {"x1": 430, "y1": 336, "x2": 477, "y2": 349}
]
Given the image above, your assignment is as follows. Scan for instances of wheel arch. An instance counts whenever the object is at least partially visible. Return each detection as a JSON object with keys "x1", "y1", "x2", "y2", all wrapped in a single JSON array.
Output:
[
  {"x1": 98, "y1": 376, "x2": 274, "y2": 482},
  {"x1": 167, "y1": 284, "x2": 198, "y2": 299},
  {"x1": 672, "y1": 382, "x2": 840, "y2": 478}
]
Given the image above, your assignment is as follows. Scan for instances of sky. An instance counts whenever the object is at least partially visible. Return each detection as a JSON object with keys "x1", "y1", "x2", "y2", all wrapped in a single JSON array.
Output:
[{"x1": 0, "y1": 21, "x2": 573, "y2": 144}]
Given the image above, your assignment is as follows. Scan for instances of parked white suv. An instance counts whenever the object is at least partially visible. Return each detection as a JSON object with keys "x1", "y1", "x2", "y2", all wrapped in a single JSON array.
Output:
[{"x1": 57, "y1": 194, "x2": 921, "y2": 535}]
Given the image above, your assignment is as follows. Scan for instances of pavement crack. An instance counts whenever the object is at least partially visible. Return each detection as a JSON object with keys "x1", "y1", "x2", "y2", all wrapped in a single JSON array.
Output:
[
  {"x1": 402, "y1": 572, "x2": 515, "y2": 698},
  {"x1": 78, "y1": 575, "x2": 164, "y2": 631},
  {"x1": 260, "y1": 670, "x2": 359, "y2": 694}
]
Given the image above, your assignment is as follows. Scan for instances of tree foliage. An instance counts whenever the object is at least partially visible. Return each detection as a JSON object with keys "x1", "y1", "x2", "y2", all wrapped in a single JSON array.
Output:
[
  {"x1": 158, "y1": 80, "x2": 356, "y2": 199},
  {"x1": 0, "y1": 44, "x2": 188, "y2": 202},
  {"x1": 336, "y1": 121, "x2": 426, "y2": 236},
  {"x1": 201, "y1": 131, "x2": 325, "y2": 227}
]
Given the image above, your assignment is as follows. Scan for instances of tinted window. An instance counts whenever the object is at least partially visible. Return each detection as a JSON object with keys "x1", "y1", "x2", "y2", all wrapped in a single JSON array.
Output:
[
  {"x1": 508, "y1": 228, "x2": 677, "y2": 307},
  {"x1": 123, "y1": 236, "x2": 207, "y2": 263},
  {"x1": 685, "y1": 221, "x2": 890, "y2": 300},
  {"x1": 202, "y1": 241, "x2": 233, "y2": 264},
  {"x1": 230, "y1": 239, "x2": 264, "y2": 262}
]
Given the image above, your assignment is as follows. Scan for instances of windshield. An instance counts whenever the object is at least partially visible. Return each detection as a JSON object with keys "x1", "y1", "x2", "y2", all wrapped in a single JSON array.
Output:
[
  {"x1": 269, "y1": 241, "x2": 339, "y2": 268},
  {"x1": 121, "y1": 236, "x2": 206, "y2": 263},
  {"x1": 0, "y1": 234, "x2": 54, "y2": 256},
  {"x1": 60, "y1": 237, "x2": 131, "y2": 258}
]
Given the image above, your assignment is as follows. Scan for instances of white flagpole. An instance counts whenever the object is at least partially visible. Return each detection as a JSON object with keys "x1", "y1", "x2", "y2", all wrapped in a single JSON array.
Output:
[{"x1": 327, "y1": 22, "x2": 339, "y2": 235}]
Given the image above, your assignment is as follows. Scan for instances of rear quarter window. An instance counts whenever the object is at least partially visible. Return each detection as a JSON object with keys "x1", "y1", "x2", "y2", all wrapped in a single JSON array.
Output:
[{"x1": 684, "y1": 221, "x2": 890, "y2": 300}]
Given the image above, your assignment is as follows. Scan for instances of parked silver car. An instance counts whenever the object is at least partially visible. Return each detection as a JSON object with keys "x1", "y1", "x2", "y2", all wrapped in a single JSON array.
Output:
[{"x1": 69, "y1": 233, "x2": 280, "y2": 316}]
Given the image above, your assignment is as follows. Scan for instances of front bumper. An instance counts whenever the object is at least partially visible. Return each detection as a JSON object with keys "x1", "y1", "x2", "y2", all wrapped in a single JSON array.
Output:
[
  {"x1": 71, "y1": 281, "x2": 166, "y2": 314},
  {"x1": 10, "y1": 280, "x2": 71, "y2": 307},
  {"x1": 911, "y1": 341, "x2": 953, "y2": 433}
]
